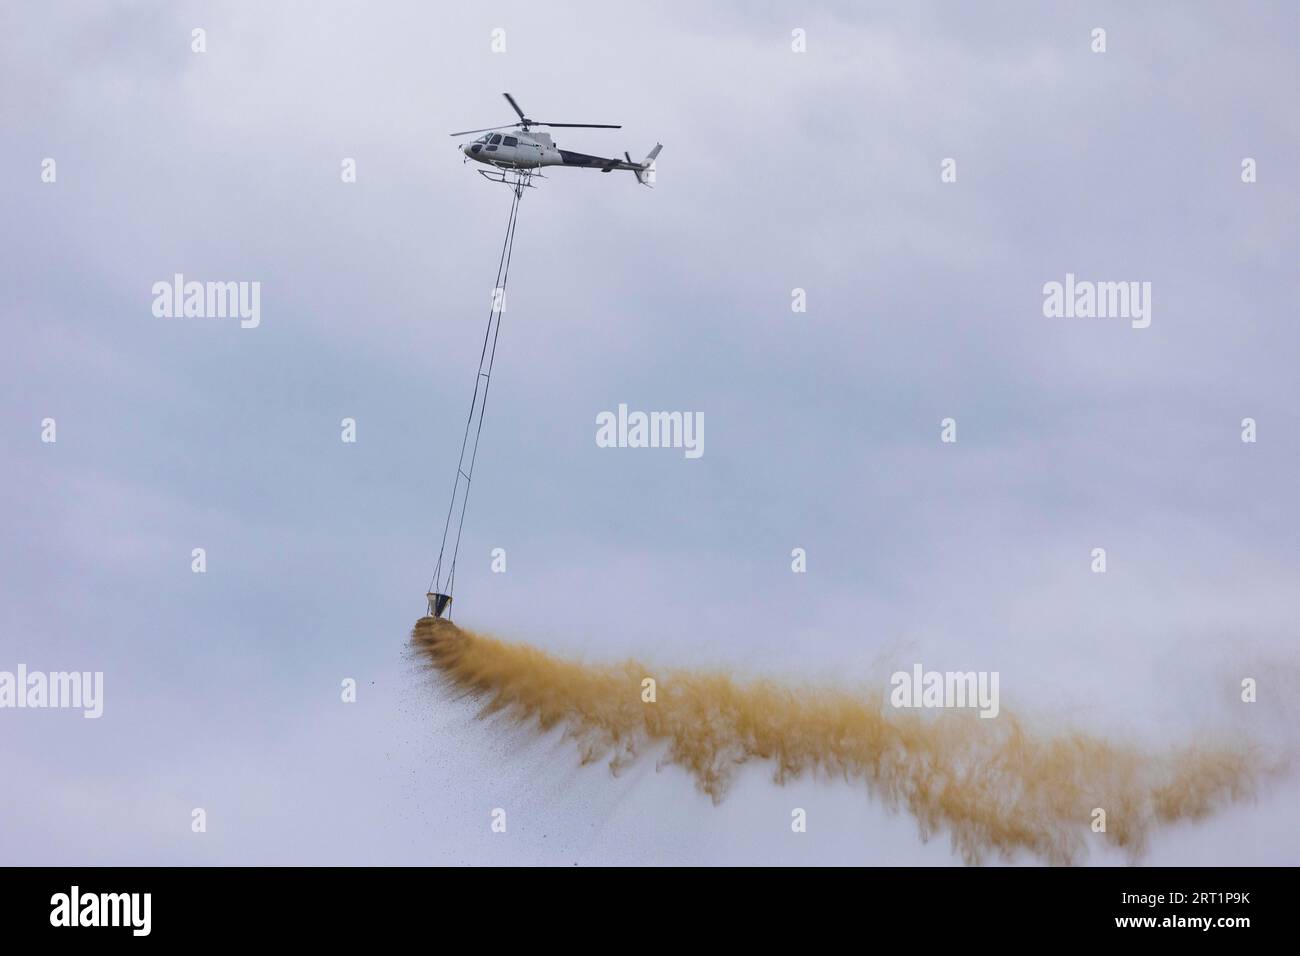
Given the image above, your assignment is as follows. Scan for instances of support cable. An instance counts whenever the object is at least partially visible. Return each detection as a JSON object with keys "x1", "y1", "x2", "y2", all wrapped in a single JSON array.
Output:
[{"x1": 428, "y1": 173, "x2": 527, "y2": 614}]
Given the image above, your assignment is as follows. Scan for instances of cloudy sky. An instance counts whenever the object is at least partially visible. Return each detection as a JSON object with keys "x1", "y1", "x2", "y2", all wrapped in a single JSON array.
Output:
[{"x1": 3, "y1": 0, "x2": 1298, "y2": 865}]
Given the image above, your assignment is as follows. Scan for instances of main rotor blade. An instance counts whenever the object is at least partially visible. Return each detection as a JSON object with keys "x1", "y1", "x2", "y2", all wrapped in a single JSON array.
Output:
[
  {"x1": 449, "y1": 124, "x2": 519, "y2": 136},
  {"x1": 503, "y1": 93, "x2": 527, "y2": 121},
  {"x1": 535, "y1": 122, "x2": 622, "y2": 129}
]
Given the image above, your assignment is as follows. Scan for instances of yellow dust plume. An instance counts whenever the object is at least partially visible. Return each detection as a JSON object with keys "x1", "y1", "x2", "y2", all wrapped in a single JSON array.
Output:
[{"x1": 412, "y1": 617, "x2": 1264, "y2": 864}]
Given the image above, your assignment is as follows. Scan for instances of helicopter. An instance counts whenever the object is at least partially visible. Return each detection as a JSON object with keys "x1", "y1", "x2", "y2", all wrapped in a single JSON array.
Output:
[{"x1": 451, "y1": 93, "x2": 661, "y2": 186}]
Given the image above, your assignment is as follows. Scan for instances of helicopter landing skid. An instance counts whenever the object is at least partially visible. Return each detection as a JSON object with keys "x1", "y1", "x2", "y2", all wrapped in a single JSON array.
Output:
[{"x1": 477, "y1": 166, "x2": 542, "y2": 192}]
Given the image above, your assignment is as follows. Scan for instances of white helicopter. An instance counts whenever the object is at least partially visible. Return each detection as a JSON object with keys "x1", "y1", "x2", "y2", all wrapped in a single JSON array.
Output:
[{"x1": 452, "y1": 93, "x2": 661, "y2": 187}]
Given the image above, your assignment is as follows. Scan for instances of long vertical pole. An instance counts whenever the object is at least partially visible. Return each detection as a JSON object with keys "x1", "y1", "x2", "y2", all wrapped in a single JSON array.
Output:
[{"x1": 429, "y1": 175, "x2": 526, "y2": 615}]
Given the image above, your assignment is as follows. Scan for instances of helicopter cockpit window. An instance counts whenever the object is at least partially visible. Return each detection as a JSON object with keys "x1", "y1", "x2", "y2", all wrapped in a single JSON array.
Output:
[
  {"x1": 489, "y1": 134, "x2": 503, "y2": 145},
  {"x1": 503, "y1": 135, "x2": 518, "y2": 147}
]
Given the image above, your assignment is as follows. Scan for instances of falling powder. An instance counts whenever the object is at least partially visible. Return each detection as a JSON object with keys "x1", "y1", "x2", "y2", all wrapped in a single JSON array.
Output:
[{"x1": 412, "y1": 616, "x2": 1271, "y2": 864}]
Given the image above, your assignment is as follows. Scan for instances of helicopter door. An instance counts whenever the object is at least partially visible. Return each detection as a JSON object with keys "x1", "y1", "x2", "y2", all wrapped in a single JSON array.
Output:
[{"x1": 502, "y1": 135, "x2": 521, "y2": 165}]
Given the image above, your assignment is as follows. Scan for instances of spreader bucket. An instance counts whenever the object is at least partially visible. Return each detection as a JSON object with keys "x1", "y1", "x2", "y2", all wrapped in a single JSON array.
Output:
[{"x1": 427, "y1": 592, "x2": 453, "y2": 619}]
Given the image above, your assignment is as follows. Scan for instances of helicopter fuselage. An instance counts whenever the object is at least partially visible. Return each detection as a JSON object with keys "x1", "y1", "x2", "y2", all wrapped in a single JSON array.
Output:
[
  {"x1": 461, "y1": 130, "x2": 561, "y2": 169},
  {"x1": 461, "y1": 130, "x2": 650, "y2": 174}
]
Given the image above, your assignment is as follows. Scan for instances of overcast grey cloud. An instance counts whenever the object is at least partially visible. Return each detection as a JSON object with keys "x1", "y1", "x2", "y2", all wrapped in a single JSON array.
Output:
[{"x1": 2, "y1": 1, "x2": 1298, "y2": 865}]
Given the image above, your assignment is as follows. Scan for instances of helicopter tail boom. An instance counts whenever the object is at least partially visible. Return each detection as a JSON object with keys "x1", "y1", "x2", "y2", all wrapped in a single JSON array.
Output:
[{"x1": 558, "y1": 143, "x2": 662, "y2": 186}]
